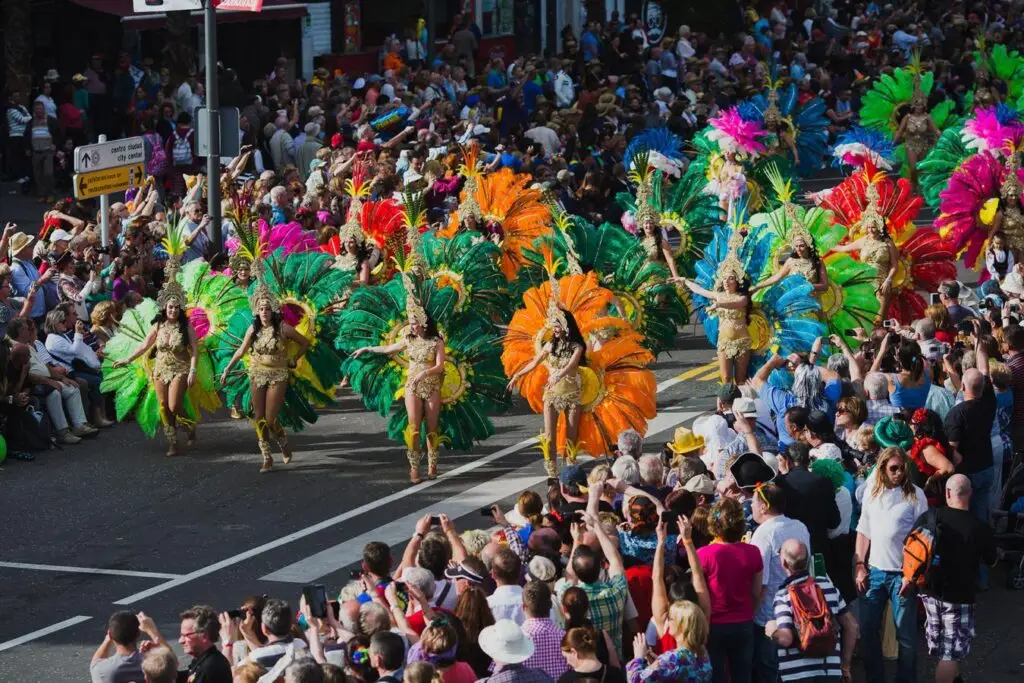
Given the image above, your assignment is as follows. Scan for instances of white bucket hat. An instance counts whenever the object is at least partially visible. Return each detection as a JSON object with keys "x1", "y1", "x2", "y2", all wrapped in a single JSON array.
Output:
[{"x1": 479, "y1": 620, "x2": 535, "y2": 664}]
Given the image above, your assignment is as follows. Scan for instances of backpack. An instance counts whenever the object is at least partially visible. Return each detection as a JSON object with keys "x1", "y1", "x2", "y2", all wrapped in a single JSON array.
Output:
[
  {"x1": 787, "y1": 577, "x2": 838, "y2": 657},
  {"x1": 144, "y1": 132, "x2": 169, "y2": 177},
  {"x1": 171, "y1": 129, "x2": 193, "y2": 166},
  {"x1": 902, "y1": 508, "x2": 942, "y2": 591}
]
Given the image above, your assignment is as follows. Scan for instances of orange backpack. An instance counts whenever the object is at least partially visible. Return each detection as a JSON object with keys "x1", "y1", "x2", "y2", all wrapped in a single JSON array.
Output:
[
  {"x1": 787, "y1": 577, "x2": 838, "y2": 657},
  {"x1": 903, "y1": 509, "x2": 941, "y2": 590}
]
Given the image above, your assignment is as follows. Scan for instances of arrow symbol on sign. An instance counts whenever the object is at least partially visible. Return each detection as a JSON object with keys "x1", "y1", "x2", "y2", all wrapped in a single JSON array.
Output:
[{"x1": 80, "y1": 153, "x2": 90, "y2": 169}]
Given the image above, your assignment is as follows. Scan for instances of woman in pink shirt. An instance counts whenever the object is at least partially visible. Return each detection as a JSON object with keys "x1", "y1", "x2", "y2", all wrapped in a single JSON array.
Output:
[{"x1": 696, "y1": 497, "x2": 763, "y2": 683}]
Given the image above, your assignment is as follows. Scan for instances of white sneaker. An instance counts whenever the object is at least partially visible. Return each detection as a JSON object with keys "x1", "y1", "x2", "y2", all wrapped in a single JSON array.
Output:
[
  {"x1": 58, "y1": 430, "x2": 82, "y2": 445},
  {"x1": 71, "y1": 424, "x2": 98, "y2": 437}
]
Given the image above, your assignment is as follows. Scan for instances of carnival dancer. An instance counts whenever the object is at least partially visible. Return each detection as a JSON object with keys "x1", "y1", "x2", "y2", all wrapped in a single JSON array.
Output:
[
  {"x1": 505, "y1": 272, "x2": 585, "y2": 478},
  {"x1": 761, "y1": 87, "x2": 800, "y2": 168},
  {"x1": 832, "y1": 181, "x2": 900, "y2": 323},
  {"x1": 893, "y1": 69, "x2": 939, "y2": 192},
  {"x1": 990, "y1": 146, "x2": 1024, "y2": 255},
  {"x1": 112, "y1": 257, "x2": 198, "y2": 456},
  {"x1": 218, "y1": 269, "x2": 310, "y2": 473},
  {"x1": 683, "y1": 232, "x2": 753, "y2": 383},
  {"x1": 351, "y1": 241, "x2": 447, "y2": 483}
]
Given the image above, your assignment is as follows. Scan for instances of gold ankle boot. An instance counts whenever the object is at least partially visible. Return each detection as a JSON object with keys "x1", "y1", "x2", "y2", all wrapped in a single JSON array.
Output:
[
  {"x1": 271, "y1": 422, "x2": 292, "y2": 464},
  {"x1": 255, "y1": 419, "x2": 273, "y2": 472},
  {"x1": 404, "y1": 424, "x2": 422, "y2": 484},
  {"x1": 536, "y1": 432, "x2": 557, "y2": 478},
  {"x1": 163, "y1": 423, "x2": 178, "y2": 457},
  {"x1": 426, "y1": 431, "x2": 449, "y2": 480}
]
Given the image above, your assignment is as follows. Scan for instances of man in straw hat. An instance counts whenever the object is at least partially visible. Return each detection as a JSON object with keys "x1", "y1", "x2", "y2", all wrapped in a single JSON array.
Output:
[{"x1": 8, "y1": 231, "x2": 53, "y2": 329}]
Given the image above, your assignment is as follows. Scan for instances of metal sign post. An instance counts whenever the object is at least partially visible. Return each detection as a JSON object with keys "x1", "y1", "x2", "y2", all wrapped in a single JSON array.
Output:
[
  {"x1": 204, "y1": 0, "x2": 222, "y2": 254},
  {"x1": 98, "y1": 135, "x2": 110, "y2": 249}
]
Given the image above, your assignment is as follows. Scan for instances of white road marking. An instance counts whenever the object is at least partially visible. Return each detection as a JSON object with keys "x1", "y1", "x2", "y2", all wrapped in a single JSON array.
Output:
[
  {"x1": 0, "y1": 616, "x2": 92, "y2": 653},
  {"x1": 260, "y1": 409, "x2": 703, "y2": 583},
  {"x1": 0, "y1": 562, "x2": 183, "y2": 580},
  {"x1": 115, "y1": 387, "x2": 707, "y2": 604}
]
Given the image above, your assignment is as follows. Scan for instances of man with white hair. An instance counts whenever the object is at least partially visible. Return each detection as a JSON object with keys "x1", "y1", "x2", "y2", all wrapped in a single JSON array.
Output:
[
  {"x1": 914, "y1": 317, "x2": 944, "y2": 362},
  {"x1": 296, "y1": 122, "x2": 324, "y2": 182},
  {"x1": 909, "y1": 474, "x2": 996, "y2": 683},
  {"x1": 864, "y1": 372, "x2": 899, "y2": 424},
  {"x1": 637, "y1": 454, "x2": 667, "y2": 497},
  {"x1": 616, "y1": 428, "x2": 643, "y2": 458},
  {"x1": 611, "y1": 455, "x2": 640, "y2": 486},
  {"x1": 268, "y1": 114, "x2": 296, "y2": 170}
]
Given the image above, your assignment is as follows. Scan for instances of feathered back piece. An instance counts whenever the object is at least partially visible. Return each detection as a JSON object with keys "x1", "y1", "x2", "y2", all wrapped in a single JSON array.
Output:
[
  {"x1": 400, "y1": 191, "x2": 427, "y2": 276},
  {"x1": 765, "y1": 163, "x2": 813, "y2": 248},
  {"x1": 542, "y1": 246, "x2": 568, "y2": 333},
  {"x1": 458, "y1": 142, "x2": 483, "y2": 221},
  {"x1": 157, "y1": 218, "x2": 188, "y2": 308},
  {"x1": 625, "y1": 128, "x2": 685, "y2": 179},
  {"x1": 910, "y1": 52, "x2": 928, "y2": 108},
  {"x1": 340, "y1": 163, "x2": 371, "y2": 245},
  {"x1": 716, "y1": 203, "x2": 748, "y2": 287},
  {"x1": 248, "y1": 259, "x2": 281, "y2": 314},
  {"x1": 550, "y1": 206, "x2": 584, "y2": 275},
  {"x1": 763, "y1": 73, "x2": 783, "y2": 127},
  {"x1": 629, "y1": 151, "x2": 659, "y2": 228}
]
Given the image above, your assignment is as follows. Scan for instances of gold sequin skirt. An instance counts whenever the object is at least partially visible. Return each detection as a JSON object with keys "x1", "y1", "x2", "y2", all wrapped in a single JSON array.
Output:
[
  {"x1": 153, "y1": 352, "x2": 189, "y2": 385},
  {"x1": 409, "y1": 374, "x2": 442, "y2": 400},
  {"x1": 718, "y1": 323, "x2": 752, "y2": 360},
  {"x1": 249, "y1": 362, "x2": 290, "y2": 389},
  {"x1": 544, "y1": 373, "x2": 582, "y2": 412}
]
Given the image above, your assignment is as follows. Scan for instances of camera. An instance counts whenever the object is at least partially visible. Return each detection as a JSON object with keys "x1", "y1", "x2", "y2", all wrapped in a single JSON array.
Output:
[
  {"x1": 227, "y1": 609, "x2": 244, "y2": 620},
  {"x1": 480, "y1": 506, "x2": 495, "y2": 517}
]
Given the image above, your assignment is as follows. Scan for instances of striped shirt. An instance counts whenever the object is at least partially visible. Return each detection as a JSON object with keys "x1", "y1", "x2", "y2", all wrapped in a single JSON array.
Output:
[
  {"x1": 6, "y1": 104, "x2": 30, "y2": 137},
  {"x1": 772, "y1": 573, "x2": 847, "y2": 681}
]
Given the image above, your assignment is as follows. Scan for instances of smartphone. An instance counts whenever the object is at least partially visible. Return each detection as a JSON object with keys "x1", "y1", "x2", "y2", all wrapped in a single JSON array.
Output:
[
  {"x1": 930, "y1": 292, "x2": 941, "y2": 305},
  {"x1": 882, "y1": 319, "x2": 894, "y2": 328},
  {"x1": 546, "y1": 477, "x2": 558, "y2": 487},
  {"x1": 350, "y1": 569, "x2": 362, "y2": 580},
  {"x1": 429, "y1": 515, "x2": 441, "y2": 526},
  {"x1": 227, "y1": 609, "x2": 243, "y2": 620},
  {"x1": 480, "y1": 506, "x2": 495, "y2": 517},
  {"x1": 660, "y1": 510, "x2": 680, "y2": 526},
  {"x1": 303, "y1": 584, "x2": 329, "y2": 619},
  {"x1": 329, "y1": 600, "x2": 341, "y2": 620},
  {"x1": 844, "y1": 329, "x2": 857, "y2": 336}
]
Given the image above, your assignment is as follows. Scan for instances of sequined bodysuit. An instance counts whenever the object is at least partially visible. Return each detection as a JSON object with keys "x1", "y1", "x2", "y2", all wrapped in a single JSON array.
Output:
[
  {"x1": 249, "y1": 325, "x2": 290, "y2": 388},
  {"x1": 406, "y1": 335, "x2": 442, "y2": 400},
  {"x1": 716, "y1": 292, "x2": 752, "y2": 359},
  {"x1": 543, "y1": 342, "x2": 583, "y2": 412},
  {"x1": 153, "y1": 322, "x2": 190, "y2": 384}
]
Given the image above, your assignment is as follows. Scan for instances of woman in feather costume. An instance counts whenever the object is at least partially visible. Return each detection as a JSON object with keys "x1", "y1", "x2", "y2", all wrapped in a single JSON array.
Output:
[
  {"x1": 111, "y1": 256, "x2": 199, "y2": 457},
  {"x1": 682, "y1": 226, "x2": 753, "y2": 383},
  {"x1": 751, "y1": 165, "x2": 837, "y2": 297},
  {"x1": 744, "y1": 76, "x2": 831, "y2": 175},
  {"x1": 892, "y1": 71, "x2": 940, "y2": 192},
  {"x1": 218, "y1": 268, "x2": 310, "y2": 473},
  {"x1": 703, "y1": 107, "x2": 767, "y2": 209},
  {"x1": 349, "y1": 221, "x2": 448, "y2": 483},
  {"x1": 832, "y1": 180, "x2": 900, "y2": 323},
  {"x1": 503, "y1": 268, "x2": 656, "y2": 470},
  {"x1": 991, "y1": 148, "x2": 1024, "y2": 255}
]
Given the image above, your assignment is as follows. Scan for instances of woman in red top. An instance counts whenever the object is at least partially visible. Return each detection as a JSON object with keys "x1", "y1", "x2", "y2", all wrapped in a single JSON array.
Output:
[
  {"x1": 908, "y1": 408, "x2": 956, "y2": 504},
  {"x1": 925, "y1": 304, "x2": 956, "y2": 344}
]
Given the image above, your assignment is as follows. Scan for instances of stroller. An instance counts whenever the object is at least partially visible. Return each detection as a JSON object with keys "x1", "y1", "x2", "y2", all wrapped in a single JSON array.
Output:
[{"x1": 992, "y1": 461, "x2": 1024, "y2": 589}]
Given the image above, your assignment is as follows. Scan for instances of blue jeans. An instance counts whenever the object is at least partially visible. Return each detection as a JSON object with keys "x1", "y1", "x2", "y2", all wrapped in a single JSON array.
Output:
[
  {"x1": 969, "y1": 464, "x2": 997, "y2": 588},
  {"x1": 751, "y1": 622, "x2": 779, "y2": 683},
  {"x1": 708, "y1": 621, "x2": 754, "y2": 683},
  {"x1": 859, "y1": 568, "x2": 916, "y2": 683}
]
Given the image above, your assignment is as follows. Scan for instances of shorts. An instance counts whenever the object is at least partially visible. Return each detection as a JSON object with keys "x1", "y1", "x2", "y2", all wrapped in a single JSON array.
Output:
[{"x1": 922, "y1": 595, "x2": 975, "y2": 661}]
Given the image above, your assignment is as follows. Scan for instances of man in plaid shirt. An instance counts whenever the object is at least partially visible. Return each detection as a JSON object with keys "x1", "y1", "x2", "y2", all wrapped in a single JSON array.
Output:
[
  {"x1": 865, "y1": 372, "x2": 900, "y2": 424},
  {"x1": 520, "y1": 582, "x2": 568, "y2": 680},
  {"x1": 556, "y1": 482, "x2": 629, "y2": 657}
]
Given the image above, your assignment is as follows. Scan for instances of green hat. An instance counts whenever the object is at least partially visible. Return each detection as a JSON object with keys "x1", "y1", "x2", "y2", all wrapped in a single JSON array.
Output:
[{"x1": 873, "y1": 416, "x2": 913, "y2": 450}]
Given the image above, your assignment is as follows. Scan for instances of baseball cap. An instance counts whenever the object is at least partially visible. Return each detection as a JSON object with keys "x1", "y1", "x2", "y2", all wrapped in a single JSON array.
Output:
[
  {"x1": 559, "y1": 464, "x2": 588, "y2": 489},
  {"x1": 444, "y1": 562, "x2": 485, "y2": 584},
  {"x1": 49, "y1": 229, "x2": 73, "y2": 243}
]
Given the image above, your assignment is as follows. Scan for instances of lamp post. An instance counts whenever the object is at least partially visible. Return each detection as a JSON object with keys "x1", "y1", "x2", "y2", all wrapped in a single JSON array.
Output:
[{"x1": 204, "y1": 0, "x2": 222, "y2": 253}]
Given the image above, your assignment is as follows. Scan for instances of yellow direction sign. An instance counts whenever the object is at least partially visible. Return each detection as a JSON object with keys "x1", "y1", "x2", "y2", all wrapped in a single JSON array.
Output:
[{"x1": 74, "y1": 163, "x2": 145, "y2": 200}]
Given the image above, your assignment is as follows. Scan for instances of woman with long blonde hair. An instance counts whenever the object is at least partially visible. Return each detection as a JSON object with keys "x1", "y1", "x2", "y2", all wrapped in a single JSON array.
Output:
[{"x1": 627, "y1": 601, "x2": 712, "y2": 683}]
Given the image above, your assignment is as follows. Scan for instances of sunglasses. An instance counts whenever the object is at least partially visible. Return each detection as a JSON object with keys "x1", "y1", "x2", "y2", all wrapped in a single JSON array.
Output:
[{"x1": 886, "y1": 464, "x2": 904, "y2": 473}]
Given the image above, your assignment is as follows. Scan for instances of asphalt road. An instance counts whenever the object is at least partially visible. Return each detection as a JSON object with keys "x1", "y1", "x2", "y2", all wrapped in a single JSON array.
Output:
[{"x1": 2, "y1": 179, "x2": 1022, "y2": 683}]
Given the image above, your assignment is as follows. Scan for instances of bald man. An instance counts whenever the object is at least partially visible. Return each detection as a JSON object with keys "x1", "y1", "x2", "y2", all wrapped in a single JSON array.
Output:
[
  {"x1": 913, "y1": 474, "x2": 997, "y2": 683},
  {"x1": 768, "y1": 539, "x2": 857, "y2": 683},
  {"x1": 943, "y1": 347, "x2": 998, "y2": 589}
]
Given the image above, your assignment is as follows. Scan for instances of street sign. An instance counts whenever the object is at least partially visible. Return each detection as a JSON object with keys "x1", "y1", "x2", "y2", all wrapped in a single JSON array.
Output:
[
  {"x1": 195, "y1": 106, "x2": 241, "y2": 158},
  {"x1": 132, "y1": 0, "x2": 202, "y2": 12},
  {"x1": 215, "y1": 0, "x2": 264, "y2": 10},
  {"x1": 74, "y1": 164, "x2": 145, "y2": 200},
  {"x1": 74, "y1": 136, "x2": 146, "y2": 174}
]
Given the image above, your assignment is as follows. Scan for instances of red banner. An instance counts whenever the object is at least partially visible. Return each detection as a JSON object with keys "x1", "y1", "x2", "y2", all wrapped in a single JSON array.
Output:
[{"x1": 214, "y1": 0, "x2": 263, "y2": 11}]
